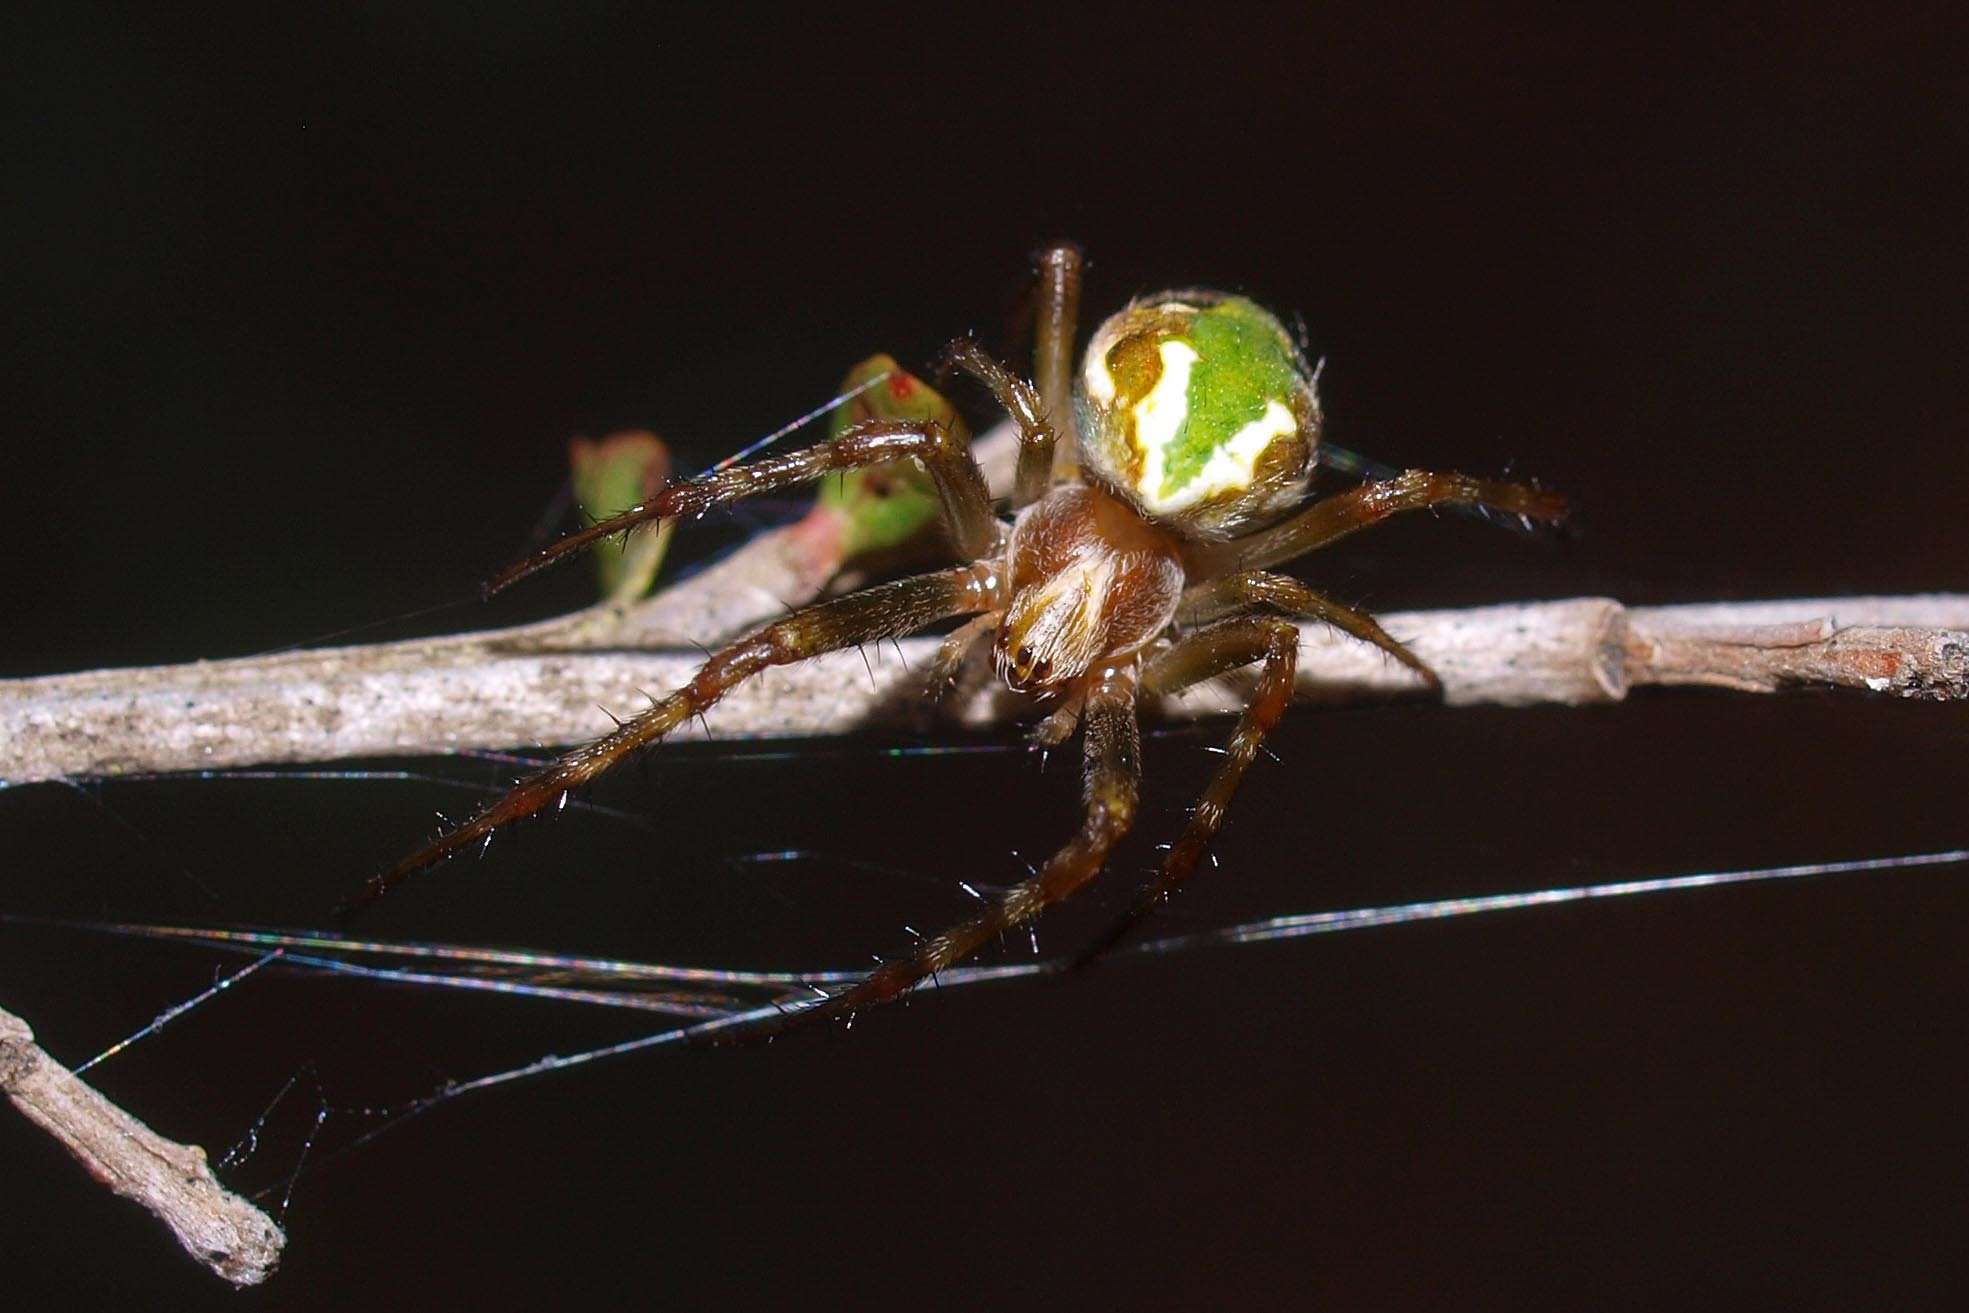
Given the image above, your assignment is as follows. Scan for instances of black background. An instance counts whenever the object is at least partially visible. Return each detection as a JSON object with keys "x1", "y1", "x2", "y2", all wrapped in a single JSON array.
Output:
[{"x1": 5, "y1": 5, "x2": 1968, "y2": 1309}]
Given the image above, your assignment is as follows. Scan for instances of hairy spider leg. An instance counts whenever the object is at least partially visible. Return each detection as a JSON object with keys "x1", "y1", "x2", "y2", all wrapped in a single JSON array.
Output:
[
  {"x1": 744, "y1": 663, "x2": 1141, "y2": 1037},
  {"x1": 1191, "y1": 468, "x2": 1570, "y2": 578},
  {"x1": 1070, "y1": 615, "x2": 1302, "y2": 969},
  {"x1": 941, "y1": 337, "x2": 1060, "y2": 511},
  {"x1": 344, "y1": 563, "x2": 999, "y2": 915},
  {"x1": 485, "y1": 418, "x2": 1000, "y2": 595},
  {"x1": 1178, "y1": 571, "x2": 1441, "y2": 690}
]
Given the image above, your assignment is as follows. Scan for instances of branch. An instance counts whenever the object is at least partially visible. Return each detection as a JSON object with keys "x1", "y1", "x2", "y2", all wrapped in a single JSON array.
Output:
[
  {"x1": 0, "y1": 1003, "x2": 284, "y2": 1285},
  {"x1": 3, "y1": 593, "x2": 1962, "y2": 784},
  {"x1": 3, "y1": 416, "x2": 1962, "y2": 780}
]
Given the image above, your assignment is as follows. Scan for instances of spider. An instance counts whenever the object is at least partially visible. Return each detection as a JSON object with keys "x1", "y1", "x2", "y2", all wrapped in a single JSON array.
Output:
[{"x1": 348, "y1": 243, "x2": 1568, "y2": 1032}]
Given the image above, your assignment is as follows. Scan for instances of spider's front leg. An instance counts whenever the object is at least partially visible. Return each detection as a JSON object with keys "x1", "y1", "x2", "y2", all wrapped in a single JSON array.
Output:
[
  {"x1": 748, "y1": 662, "x2": 1141, "y2": 1037},
  {"x1": 345, "y1": 562, "x2": 1000, "y2": 914},
  {"x1": 937, "y1": 240, "x2": 1084, "y2": 510},
  {"x1": 940, "y1": 336, "x2": 1063, "y2": 512},
  {"x1": 486, "y1": 416, "x2": 1001, "y2": 594},
  {"x1": 1070, "y1": 614, "x2": 1302, "y2": 968}
]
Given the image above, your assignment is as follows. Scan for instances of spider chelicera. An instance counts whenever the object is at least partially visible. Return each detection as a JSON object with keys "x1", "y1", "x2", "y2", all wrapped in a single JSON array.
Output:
[{"x1": 349, "y1": 243, "x2": 1567, "y2": 1033}]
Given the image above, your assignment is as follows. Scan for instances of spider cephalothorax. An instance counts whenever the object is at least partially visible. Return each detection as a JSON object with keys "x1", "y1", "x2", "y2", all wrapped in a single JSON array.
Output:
[
  {"x1": 994, "y1": 484, "x2": 1184, "y2": 692},
  {"x1": 351, "y1": 243, "x2": 1567, "y2": 1036}
]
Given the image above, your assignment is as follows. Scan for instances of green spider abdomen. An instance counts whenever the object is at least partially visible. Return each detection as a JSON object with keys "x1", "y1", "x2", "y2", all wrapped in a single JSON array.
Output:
[{"x1": 1075, "y1": 291, "x2": 1321, "y2": 539}]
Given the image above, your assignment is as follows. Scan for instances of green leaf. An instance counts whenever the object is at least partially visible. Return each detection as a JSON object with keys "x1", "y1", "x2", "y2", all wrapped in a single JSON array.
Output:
[
  {"x1": 568, "y1": 431, "x2": 674, "y2": 602},
  {"x1": 816, "y1": 355, "x2": 970, "y2": 558}
]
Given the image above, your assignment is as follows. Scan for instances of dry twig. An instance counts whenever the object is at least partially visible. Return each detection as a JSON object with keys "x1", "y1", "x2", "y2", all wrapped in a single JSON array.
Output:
[
  {"x1": 2, "y1": 594, "x2": 1963, "y2": 785},
  {"x1": 0, "y1": 1003, "x2": 284, "y2": 1285}
]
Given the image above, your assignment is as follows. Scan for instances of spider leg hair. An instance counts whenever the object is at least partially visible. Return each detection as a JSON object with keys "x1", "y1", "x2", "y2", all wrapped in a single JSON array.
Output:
[
  {"x1": 1070, "y1": 613, "x2": 1301, "y2": 969},
  {"x1": 343, "y1": 562, "x2": 1000, "y2": 916},
  {"x1": 485, "y1": 417, "x2": 1000, "y2": 595},
  {"x1": 1178, "y1": 571, "x2": 1440, "y2": 690},
  {"x1": 743, "y1": 661, "x2": 1141, "y2": 1038},
  {"x1": 1189, "y1": 469, "x2": 1569, "y2": 578}
]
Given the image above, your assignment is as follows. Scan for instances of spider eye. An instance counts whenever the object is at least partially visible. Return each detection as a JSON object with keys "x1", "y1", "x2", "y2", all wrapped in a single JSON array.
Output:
[
  {"x1": 1076, "y1": 292, "x2": 1320, "y2": 536},
  {"x1": 1004, "y1": 643, "x2": 1053, "y2": 688}
]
